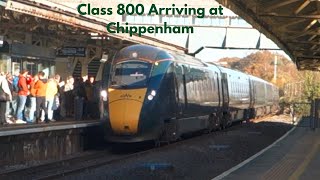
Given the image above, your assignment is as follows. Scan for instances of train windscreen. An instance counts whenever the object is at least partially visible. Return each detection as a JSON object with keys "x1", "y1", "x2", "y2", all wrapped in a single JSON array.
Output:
[{"x1": 111, "y1": 61, "x2": 152, "y2": 88}]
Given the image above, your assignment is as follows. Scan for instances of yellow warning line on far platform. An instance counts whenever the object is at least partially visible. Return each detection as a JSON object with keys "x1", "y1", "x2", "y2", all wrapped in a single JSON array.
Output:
[{"x1": 289, "y1": 137, "x2": 320, "y2": 180}]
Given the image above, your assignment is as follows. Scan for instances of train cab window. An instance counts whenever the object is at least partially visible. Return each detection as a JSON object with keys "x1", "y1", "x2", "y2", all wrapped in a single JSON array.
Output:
[
  {"x1": 111, "y1": 61, "x2": 152, "y2": 88},
  {"x1": 156, "y1": 51, "x2": 172, "y2": 60}
]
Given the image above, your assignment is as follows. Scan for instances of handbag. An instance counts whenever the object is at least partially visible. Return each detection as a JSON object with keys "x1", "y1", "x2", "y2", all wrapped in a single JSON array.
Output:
[
  {"x1": 0, "y1": 80, "x2": 10, "y2": 102},
  {"x1": 52, "y1": 94, "x2": 60, "y2": 110},
  {"x1": 0, "y1": 88, "x2": 9, "y2": 102}
]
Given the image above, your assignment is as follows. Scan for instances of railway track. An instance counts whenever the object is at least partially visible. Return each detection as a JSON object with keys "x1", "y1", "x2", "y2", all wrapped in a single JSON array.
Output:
[
  {"x1": 0, "y1": 128, "x2": 232, "y2": 180},
  {"x1": 0, "y1": 115, "x2": 290, "y2": 180},
  {"x1": 0, "y1": 144, "x2": 156, "y2": 180}
]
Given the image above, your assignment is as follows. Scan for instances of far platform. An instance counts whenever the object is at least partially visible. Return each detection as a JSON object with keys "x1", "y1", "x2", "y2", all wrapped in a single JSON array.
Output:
[{"x1": 214, "y1": 123, "x2": 320, "y2": 180}]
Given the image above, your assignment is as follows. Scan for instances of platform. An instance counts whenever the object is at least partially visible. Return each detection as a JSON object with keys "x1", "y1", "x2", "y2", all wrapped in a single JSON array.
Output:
[
  {"x1": 0, "y1": 119, "x2": 102, "y2": 137},
  {"x1": 213, "y1": 126, "x2": 320, "y2": 180},
  {"x1": 0, "y1": 119, "x2": 105, "y2": 168}
]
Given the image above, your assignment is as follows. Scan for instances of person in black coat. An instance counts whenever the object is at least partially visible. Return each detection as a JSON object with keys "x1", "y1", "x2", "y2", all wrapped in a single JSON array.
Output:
[{"x1": 73, "y1": 77, "x2": 87, "y2": 120}]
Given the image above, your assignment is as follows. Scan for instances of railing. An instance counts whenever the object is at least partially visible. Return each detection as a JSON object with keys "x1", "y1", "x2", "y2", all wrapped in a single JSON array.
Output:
[{"x1": 290, "y1": 99, "x2": 320, "y2": 130}]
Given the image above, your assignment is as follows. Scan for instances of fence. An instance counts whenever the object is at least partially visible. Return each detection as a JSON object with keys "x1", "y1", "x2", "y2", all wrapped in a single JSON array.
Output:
[{"x1": 291, "y1": 99, "x2": 320, "y2": 130}]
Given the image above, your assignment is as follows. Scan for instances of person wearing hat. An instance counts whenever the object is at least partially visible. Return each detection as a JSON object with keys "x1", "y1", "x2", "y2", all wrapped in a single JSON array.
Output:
[{"x1": 16, "y1": 69, "x2": 29, "y2": 124}]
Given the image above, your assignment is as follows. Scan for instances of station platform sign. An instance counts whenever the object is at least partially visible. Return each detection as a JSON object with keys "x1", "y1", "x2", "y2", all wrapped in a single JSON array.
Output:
[{"x1": 56, "y1": 47, "x2": 86, "y2": 57}]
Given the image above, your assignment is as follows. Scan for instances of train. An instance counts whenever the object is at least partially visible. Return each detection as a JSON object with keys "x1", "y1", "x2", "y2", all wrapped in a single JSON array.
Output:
[{"x1": 99, "y1": 44, "x2": 279, "y2": 143}]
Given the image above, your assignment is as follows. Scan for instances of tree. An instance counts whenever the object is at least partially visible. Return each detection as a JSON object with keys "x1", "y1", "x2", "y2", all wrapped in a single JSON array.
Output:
[
  {"x1": 300, "y1": 71, "x2": 320, "y2": 101},
  {"x1": 217, "y1": 51, "x2": 299, "y2": 90}
]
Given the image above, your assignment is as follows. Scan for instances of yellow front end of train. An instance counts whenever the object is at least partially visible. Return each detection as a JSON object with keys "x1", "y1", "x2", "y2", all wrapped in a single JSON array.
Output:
[{"x1": 108, "y1": 88, "x2": 147, "y2": 135}]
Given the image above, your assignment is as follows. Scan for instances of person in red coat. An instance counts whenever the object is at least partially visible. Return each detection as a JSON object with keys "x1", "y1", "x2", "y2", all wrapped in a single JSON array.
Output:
[
  {"x1": 26, "y1": 75, "x2": 33, "y2": 85},
  {"x1": 16, "y1": 69, "x2": 29, "y2": 123}
]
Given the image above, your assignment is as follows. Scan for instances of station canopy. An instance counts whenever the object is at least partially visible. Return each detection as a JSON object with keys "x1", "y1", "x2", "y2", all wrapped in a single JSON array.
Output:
[
  {"x1": 0, "y1": 0, "x2": 185, "y2": 53},
  {"x1": 217, "y1": 0, "x2": 320, "y2": 71}
]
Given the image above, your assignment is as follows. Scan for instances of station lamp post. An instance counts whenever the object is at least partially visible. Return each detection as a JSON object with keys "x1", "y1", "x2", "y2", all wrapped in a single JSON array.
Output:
[
  {"x1": 274, "y1": 55, "x2": 277, "y2": 81},
  {"x1": 0, "y1": 35, "x2": 3, "y2": 48}
]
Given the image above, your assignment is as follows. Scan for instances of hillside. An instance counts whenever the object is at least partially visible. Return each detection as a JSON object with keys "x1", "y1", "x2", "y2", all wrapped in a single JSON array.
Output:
[{"x1": 216, "y1": 51, "x2": 299, "y2": 90}]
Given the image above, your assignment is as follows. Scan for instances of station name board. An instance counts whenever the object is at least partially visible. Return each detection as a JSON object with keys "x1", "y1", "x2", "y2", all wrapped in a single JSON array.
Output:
[
  {"x1": 77, "y1": 3, "x2": 224, "y2": 37},
  {"x1": 56, "y1": 47, "x2": 86, "y2": 57}
]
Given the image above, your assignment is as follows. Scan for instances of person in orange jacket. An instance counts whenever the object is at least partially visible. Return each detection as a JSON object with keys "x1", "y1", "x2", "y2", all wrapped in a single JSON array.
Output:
[
  {"x1": 34, "y1": 71, "x2": 48, "y2": 123},
  {"x1": 27, "y1": 74, "x2": 38, "y2": 123},
  {"x1": 46, "y1": 76, "x2": 58, "y2": 122}
]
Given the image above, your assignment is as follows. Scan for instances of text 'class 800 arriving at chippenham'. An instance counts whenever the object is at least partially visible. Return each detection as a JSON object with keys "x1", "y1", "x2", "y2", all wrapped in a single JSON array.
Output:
[{"x1": 99, "y1": 45, "x2": 279, "y2": 144}]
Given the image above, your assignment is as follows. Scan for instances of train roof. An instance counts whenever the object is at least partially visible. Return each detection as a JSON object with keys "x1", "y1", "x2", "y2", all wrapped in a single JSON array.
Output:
[
  {"x1": 209, "y1": 63, "x2": 276, "y2": 87},
  {"x1": 115, "y1": 44, "x2": 207, "y2": 66},
  {"x1": 248, "y1": 74, "x2": 274, "y2": 86},
  {"x1": 218, "y1": 66, "x2": 250, "y2": 79},
  {"x1": 115, "y1": 45, "x2": 277, "y2": 88}
]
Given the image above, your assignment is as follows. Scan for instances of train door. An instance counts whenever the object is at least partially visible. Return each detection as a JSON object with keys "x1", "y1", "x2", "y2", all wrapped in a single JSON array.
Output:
[
  {"x1": 220, "y1": 72, "x2": 231, "y2": 127},
  {"x1": 163, "y1": 63, "x2": 177, "y2": 117},
  {"x1": 215, "y1": 71, "x2": 221, "y2": 107},
  {"x1": 249, "y1": 78, "x2": 254, "y2": 108},
  {"x1": 174, "y1": 63, "x2": 187, "y2": 117},
  {"x1": 221, "y1": 72, "x2": 229, "y2": 108},
  {"x1": 249, "y1": 78, "x2": 256, "y2": 118}
]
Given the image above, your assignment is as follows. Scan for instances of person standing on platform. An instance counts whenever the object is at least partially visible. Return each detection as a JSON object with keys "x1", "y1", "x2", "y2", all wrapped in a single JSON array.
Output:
[
  {"x1": 12, "y1": 70, "x2": 19, "y2": 93},
  {"x1": 34, "y1": 71, "x2": 48, "y2": 123},
  {"x1": 5, "y1": 73, "x2": 15, "y2": 123},
  {"x1": 0, "y1": 73, "x2": 12, "y2": 125},
  {"x1": 16, "y1": 69, "x2": 29, "y2": 124},
  {"x1": 27, "y1": 74, "x2": 38, "y2": 123},
  {"x1": 84, "y1": 76, "x2": 95, "y2": 119},
  {"x1": 53, "y1": 74, "x2": 62, "y2": 120},
  {"x1": 10, "y1": 70, "x2": 19, "y2": 118},
  {"x1": 46, "y1": 76, "x2": 58, "y2": 122},
  {"x1": 74, "y1": 77, "x2": 87, "y2": 120},
  {"x1": 64, "y1": 76, "x2": 74, "y2": 118}
]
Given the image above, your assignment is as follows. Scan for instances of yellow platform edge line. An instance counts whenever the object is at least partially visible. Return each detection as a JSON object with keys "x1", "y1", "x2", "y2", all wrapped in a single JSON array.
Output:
[{"x1": 288, "y1": 137, "x2": 320, "y2": 180}]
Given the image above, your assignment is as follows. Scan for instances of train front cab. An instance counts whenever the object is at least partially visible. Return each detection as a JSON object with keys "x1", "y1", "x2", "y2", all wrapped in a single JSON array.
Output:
[{"x1": 101, "y1": 46, "x2": 178, "y2": 143}]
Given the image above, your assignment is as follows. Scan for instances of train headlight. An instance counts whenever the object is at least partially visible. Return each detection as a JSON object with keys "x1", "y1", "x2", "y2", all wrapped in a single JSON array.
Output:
[
  {"x1": 151, "y1": 90, "x2": 156, "y2": 96},
  {"x1": 147, "y1": 95, "x2": 154, "y2": 101},
  {"x1": 100, "y1": 90, "x2": 107, "y2": 101},
  {"x1": 147, "y1": 90, "x2": 156, "y2": 101}
]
